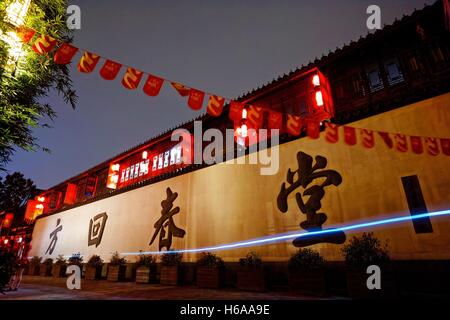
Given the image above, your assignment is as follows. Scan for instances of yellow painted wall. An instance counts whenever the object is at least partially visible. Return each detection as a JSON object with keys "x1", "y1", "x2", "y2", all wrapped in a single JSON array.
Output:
[{"x1": 29, "y1": 93, "x2": 450, "y2": 263}]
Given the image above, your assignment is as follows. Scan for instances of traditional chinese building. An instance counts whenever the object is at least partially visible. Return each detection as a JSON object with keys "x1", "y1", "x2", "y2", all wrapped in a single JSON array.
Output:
[{"x1": 22, "y1": 1, "x2": 450, "y2": 266}]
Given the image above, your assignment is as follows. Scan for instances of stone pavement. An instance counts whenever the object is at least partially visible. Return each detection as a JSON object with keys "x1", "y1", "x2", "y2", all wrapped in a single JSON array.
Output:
[{"x1": 0, "y1": 276, "x2": 345, "y2": 300}]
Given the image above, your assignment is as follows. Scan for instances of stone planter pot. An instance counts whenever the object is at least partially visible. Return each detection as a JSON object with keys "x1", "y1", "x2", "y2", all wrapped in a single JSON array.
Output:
[
  {"x1": 237, "y1": 267, "x2": 266, "y2": 292},
  {"x1": 107, "y1": 265, "x2": 127, "y2": 282},
  {"x1": 196, "y1": 266, "x2": 224, "y2": 289},
  {"x1": 30, "y1": 263, "x2": 40, "y2": 276},
  {"x1": 160, "y1": 266, "x2": 180, "y2": 286},
  {"x1": 39, "y1": 264, "x2": 53, "y2": 277},
  {"x1": 52, "y1": 264, "x2": 67, "y2": 278},
  {"x1": 135, "y1": 266, "x2": 156, "y2": 284},
  {"x1": 85, "y1": 265, "x2": 103, "y2": 280},
  {"x1": 346, "y1": 267, "x2": 398, "y2": 299},
  {"x1": 289, "y1": 269, "x2": 327, "y2": 296}
]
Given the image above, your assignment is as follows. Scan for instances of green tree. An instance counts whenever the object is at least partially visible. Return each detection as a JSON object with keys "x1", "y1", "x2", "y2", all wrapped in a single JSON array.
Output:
[
  {"x1": 0, "y1": 0, "x2": 77, "y2": 170},
  {"x1": 0, "y1": 171, "x2": 36, "y2": 212}
]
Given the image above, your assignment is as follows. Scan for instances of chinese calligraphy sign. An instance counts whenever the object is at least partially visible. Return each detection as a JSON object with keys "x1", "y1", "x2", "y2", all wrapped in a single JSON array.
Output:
[
  {"x1": 88, "y1": 212, "x2": 108, "y2": 247},
  {"x1": 45, "y1": 218, "x2": 63, "y2": 255},
  {"x1": 149, "y1": 187, "x2": 186, "y2": 251},
  {"x1": 277, "y1": 151, "x2": 346, "y2": 247}
]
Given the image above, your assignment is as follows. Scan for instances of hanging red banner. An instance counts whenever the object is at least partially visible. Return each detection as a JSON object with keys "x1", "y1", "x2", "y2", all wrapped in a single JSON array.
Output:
[
  {"x1": 394, "y1": 133, "x2": 408, "y2": 152},
  {"x1": 229, "y1": 101, "x2": 244, "y2": 122},
  {"x1": 324, "y1": 123, "x2": 339, "y2": 143},
  {"x1": 171, "y1": 82, "x2": 190, "y2": 97},
  {"x1": 100, "y1": 60, "x2": 122, "y2": 80},
  {"x1": 360, "y1": 129, "x2": 375, "y2": 149},
  {"x1": 441, "y1": 138, "x2": 450, "y2": 156},
  {"x1": 306, "y1": 120, "x2": 319, "y2": 139},
  {"x1": 268, "y1": 111, "x2": 283, "y2": 130},
  {"x1": 425, "y1": 137, "x2": 440, "y2": 156},
  {"x1": 143, "y1": 75, "x2": 164, "y2": 97},
  {"x1": 78, "y1": 51, "x2": 100, "y2": 73},
  {"x1": 17, "y1": 26, "x2": 36, "y2": 43},
  {"x1": 378, "y1": 131, "x2": 393, "y2": 149},
  {"x1": 188, "y1": 89, "x2": 205, "y2": 110},
  {"x1": 122, "y1": 68, "x2": 143, "y2": 90},
  {"x1": 1, "y1": 213, "x2": 14, "y2": 229},
  {"x1": 410, "y1": 136, "x2": 424, "y2": 154},
  {"x1": 206, "y1": 95, "x2": 225, "y2": 117},
  {"x1": 247, "y1": 106, "x2": 264, "y2": 128},
  {"x1": 344, "y1": 126, "x2": 357, "y2": 146},
  {"x1": 287, "y1": 115, "x2": 302, "y2": 136},
  {"x1": 32, "y1": 34, "x2": 57, "y2": 54},
  {"x1": 54, "y1": 43, "x2": 78, "y2": 65}
]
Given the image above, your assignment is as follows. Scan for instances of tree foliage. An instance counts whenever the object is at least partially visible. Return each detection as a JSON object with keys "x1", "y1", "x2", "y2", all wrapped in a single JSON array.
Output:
[
  {"x1": 0, "y1": 171, "x2": 36, "y2": 212},
  {"x1": 0, "y1": 0, "x2": 77, "y2": 170}
]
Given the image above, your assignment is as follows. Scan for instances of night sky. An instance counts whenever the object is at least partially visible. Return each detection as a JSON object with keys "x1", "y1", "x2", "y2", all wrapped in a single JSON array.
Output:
[{"x1": 3, "y1": 0, "x2": 435, "y2": 189}]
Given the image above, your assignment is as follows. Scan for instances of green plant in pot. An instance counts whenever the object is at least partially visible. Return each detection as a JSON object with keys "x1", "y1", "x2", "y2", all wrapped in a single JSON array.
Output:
[
  {"x1": 52, "y1": 255, "x2": 67, "y2": 278},
  {"x1": 196, "y1": 252, "x2": 225, "y2": 289},
  {"x1": 288, "y1": 248, "x2": 327, "y2": 296},
  {"x1": 107, "y1": 252, "x2": 127, "y2": 282},
  {"x1": 29, "y1": 256, "x2": 42, "y2": 276},
  {"x1": 85, "y1": 255, "x2": 103, "y2": 280},
  {"x1": 68, "y1": 253, "x2": 83, "y2": 267},
  {"x1": 342, "y1": 232, "x2": 394, "y2": 298},
  {"x1": 160, "y1": 251, "x2": 183, "y2": 286},
  {"x1": 135, "y1": 251, "x2": 157, "y2": 284},
  {"x1": 237, "y1": 252, "x2": 266, "y2": 292},
  {"x1": 39, "y1": 258, "x2": 53, "y2": 277}
]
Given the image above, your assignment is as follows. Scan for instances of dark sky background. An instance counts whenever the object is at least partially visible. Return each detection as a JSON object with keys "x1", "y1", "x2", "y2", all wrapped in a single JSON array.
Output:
[{"x1": 4, "y1": 0, "x2": 436, "y2": 189}]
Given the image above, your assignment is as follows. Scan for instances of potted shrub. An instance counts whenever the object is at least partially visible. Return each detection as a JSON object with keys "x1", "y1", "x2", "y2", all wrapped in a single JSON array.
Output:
[
  {"x1": 85, "y1": 255, "x2": 103, "y2": 280},
  {"x1": 52, "y1": 255, "x2": 67, "y2": 278},
  {"x1": 160, "y1": 251, "x2": 183, "y2": 286},
  {"x1": 39, "y1": 258, "x2": 53, "y2": 276},
  {"x1": 107, "y1": 251, "x2": 127, "y2": 282},
  {"x1": 237, "y1": 252, "x2": 266, "y2": 292},
  {"x1": 342, "y1": 232, "x2": 395, "y2": 299},
  {"x1": 196, "y1": 252, "x2": 225, "y2": 289},
  {"x1": 135, "y1": 252, "x2": 157, "y2": 284},
  {"x1": 67, "y1": 253, "x2": 83, "y2": 267},
  {"x1": 288, "y1": 248, "x2": 327, "y2": 296},
  {"x1": 29, "y1": 256, "x2": 42, "y2": 276}
]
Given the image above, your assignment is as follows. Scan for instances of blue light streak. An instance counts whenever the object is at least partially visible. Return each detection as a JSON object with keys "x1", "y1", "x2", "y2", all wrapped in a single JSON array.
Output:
[{"x1": 121, "y1": 209, "x2": 450, "y2": 256}]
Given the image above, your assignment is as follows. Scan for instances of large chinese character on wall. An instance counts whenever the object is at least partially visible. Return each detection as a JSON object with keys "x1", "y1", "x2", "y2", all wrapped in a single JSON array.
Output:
[{"x1": 277, "y1": 151, "x2": 346, "y2": 247}]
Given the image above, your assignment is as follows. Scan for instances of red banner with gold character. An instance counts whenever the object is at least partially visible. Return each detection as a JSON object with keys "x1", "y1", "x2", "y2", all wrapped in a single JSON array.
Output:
[
  {"x1": 441, "y1": 138, "x2": 450, "y2": 156},
  {"x1": 32, "y1": 34, "x2": 57, "y2": 54},
  {"x1": 287, "y1": 115, "x2": 302, "y2": 136},
  {"x1": 122, "y1": 68, "x2": 143, "y2": 90},
  {"x1": 247, "y1": 106, "x2": 264, "y2": 128},
  {"x1": 100, "y1": 60, "x2": 122, "y2": 80},
  {"x1": 394, "y1": 133, "x2": 408, "y2": 152},
  {"x1": 143, "y1": 75, "x2": 164, "y2": 97},
  {"x1": 188, "y1": 89, "x2": 205, "y2": 110},
  {"x1": 229, "y1": 101, "x2": 244, "y2": 123},
  {"x1": 324, "y1": 123, "x2": 339, "y2": 143},
  {"x1": 206, "y1": 95, "x2": 225, "y2": 117},
  {"x1": 53, "y1": 43, "x2": 78, "y2": 65},
  {"x1": 78, "y1": 51, "x2": 100, "y2": 73},
  {"x1": 425, "y1": 137, "x2": 440, "y2": 156},
  {"x1": 360, "y1": 129, "x2": 375, "y2": 149}
]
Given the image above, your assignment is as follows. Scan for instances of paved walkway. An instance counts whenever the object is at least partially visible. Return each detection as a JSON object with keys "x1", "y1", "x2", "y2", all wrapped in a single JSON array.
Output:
[{"x1": 0, "y1": 276, "x2": 344, "y2": 300}]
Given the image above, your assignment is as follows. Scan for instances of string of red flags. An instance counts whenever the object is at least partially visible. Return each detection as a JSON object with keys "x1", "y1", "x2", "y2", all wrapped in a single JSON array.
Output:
[{"x1": 17, "y1": 26, "x2": 450, "y2": 158}]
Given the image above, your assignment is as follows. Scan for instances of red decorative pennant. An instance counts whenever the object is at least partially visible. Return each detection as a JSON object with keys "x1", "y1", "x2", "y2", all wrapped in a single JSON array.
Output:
[
  {"x1": 394, "y1": 134, "x2": 408, "y2": 152},
  {"x1": 287, "y1": 115, "x2": 302, "y2": 136},
  {"x1": 77, "y1": 51, "x2": 100, "y2": 73},
  {"x1": 440, "y1": 138, "x2": 450, "y2": 156},
  {"x1": 324, "y1": 123, "x2": 339, "y2": 143},
  {"x1": 143, "y1": 75, "x2": 164, "y2": 97},
  {"x1": 16, "y1": 26, "x2": 36, "y2": 43},
  {"x1": 206, "y1": 95, "x2": 225, "y2": 117},
  {"x1": 268, "y1": 111, "x2": 283, "y2": 130},
  {"x1": 53, "y1": 43, "x2": 78, "y2": 65},
  {"x1": 306, "y1": 120, "x2": 320, "y2": 139},
  {"x1": 122, "y1": 68, "x2": 143, "y2": 90},
  {"x1": 344, "y1": 126, "x2": 357, "y2": 146},
  {"x1": 425, "y1": 137, "x2": 440, "y2": 156},
  {"x1": 378, "y1": 131, "x2": 393, "y2": 149},
  {"x1": 171, "y1": 82, "x2": 190, "y2": 97},
  {"x1": 188, "y1": 89, "x2": 205, "y2": 110},
  {"x1": 229, "y1": 101, "x2": 244, "y2": 122},
  {"x1": 100, "y1": 60, "x2": 122, "y2": 80},
  {"x1": 360, "y1": 129, "x2": 375, "y2": 149},
  {"x1": 32, "y1": 34, "x2": 57, "y2": 54},
  {"x1": 410, "y1": 136, "x2": 424, "y2": 154},
  {"x1": 247, "y1": 106, "x2": 264, "y2": 128}
]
